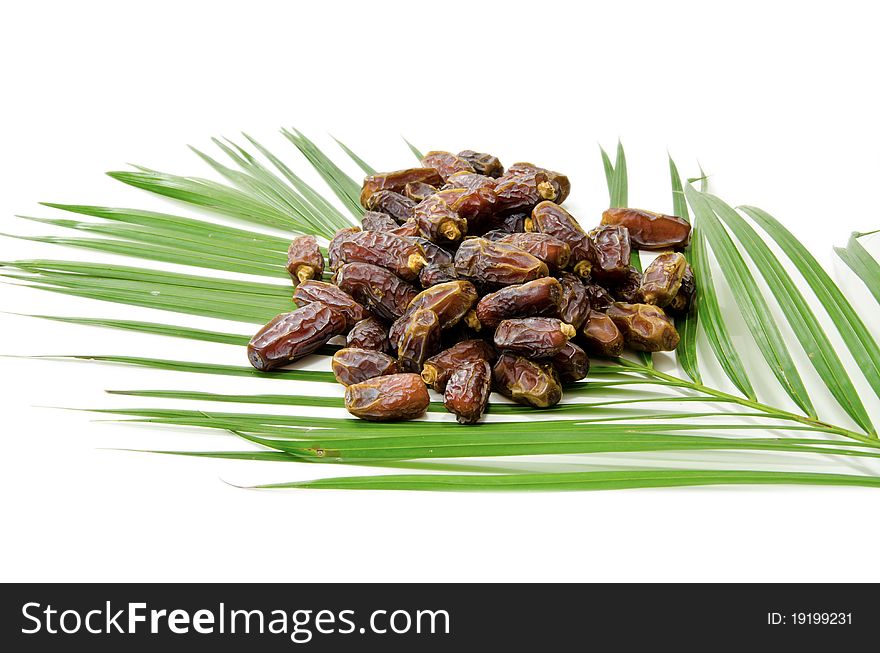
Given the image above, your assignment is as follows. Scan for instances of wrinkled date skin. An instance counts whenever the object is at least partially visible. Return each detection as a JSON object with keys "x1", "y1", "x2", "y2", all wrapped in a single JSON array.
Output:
[
  {"x1": 509, "y1": 162, "x2": 571, "y2": 204},
  {"x1": 606, "y1": 302, "x2": 680, "y2": 352},
  {"x1": 588, "y1": 225, "x2": 631, "y2": 281},
  {"x1": 475, "y1": 277, "x2": 562, "y2": 329},
  {"x1": 292, "y1": 280, "x2": 366, "y2": 329},
  {"x1": 494, "y1": 168, "x2": 557, "y2": 214},
  {"x1": 360, "y1": 168, "x2": 443, "y2": 207},
  {"x1": 388, "y1": 220, "x2": 421, "y2": 238},
  {"x1": 444, "y1": 172, "x2": 498, "y2": 191},
  {"x1": 421, "y1": 151, "x2": 475, "y2": 181},
  {"x1": 527, "y1": 201, "x2": 595, "y2": 276},
  {"x1": 337, "y1": 230, "x2": 427, "y2": 282},
  {"x1": 497, "y1": 232, "x2": 571, "y2": 271},
  {"x1": 609, "y1": 266, "x2": 642, "y2": 303},
  {"x1": 493, "y1": 317, "x2": 576, "y2": 358},
  {"x1": 584, "y1": 283, "x2": 615, "y2": 312},
  {"x1": 248, "y1": 302, "x2": 348, "y2": 371},
  {"x1": 558, "y1": 273, "x2": 592, "y2": 330},
  {"x1": 404, "y1": 181, "x2": 438, "y2": 202},
  {"x1": 397, "y1": 308, "x2": 441, "y2": 373},
  {"x1": 361, "y1": 211, "x2": 398, "y2": 232},
  {"x1": 666, "y1": 264, "x2": 696, "y2": 316},
  {"x1": 419, "y1": 263, "x2": 458, "y2": 287},
  {"x1": 346, "y1": 316, "x2": 390, "y2": 353},
  {"x1": 453, "y1": 238, "x2": 548, "y2": 287},
  {"x1": 601, "y1": 208, "x2": 692, "y2": 250},
  {"x1": 333, "y1": 262, "x2": 418, "y2": 323},
  {"x1": 492, "y1": 353, "x2": 562, "y2": 408},
  {"x1": 550, "y1": 340, "x2": 590, "y2": 383},
  {"x1": 331, "y1": 347, "x2": 400, "y2": 386},
  {"x1": 581, "y1": 310, "x2": 624, "y2": 357},
  {"x1": 639, "y1": 252, "x2": 687, "y2": 307},
  {"x1": 344, "y1": 373, "x2": 430, "y2": 421},
  {"x1": 286, "y1": 235, "x2": 324, "y2": 284},
  {"x1": 390, "y1": 280, "x2": 479, "y2": 347},
  {"x1": 411, "y1": 237, "x2": 453, "y2": 266},
  {"x1": 498, "y1": 212, "x2": 528, "y2": 233},
  {"x1": 413, "y1": 194, "x2": 468, "y2": 244},
  {"x1": 444, "y1": 360, "x2": 492, "y2": 424},
  {"x1": 365, "y1": 189, "x2": 417, "y2": 223},
  {"x1": 457, "y1": 150, "x2": 504, "y2": 178},
  {"x1": 328, "y1": 226, "x2": 362, "y2": 271},
  {"x1": 421, "y1": 339, "x2": 496, "y2": 392}
]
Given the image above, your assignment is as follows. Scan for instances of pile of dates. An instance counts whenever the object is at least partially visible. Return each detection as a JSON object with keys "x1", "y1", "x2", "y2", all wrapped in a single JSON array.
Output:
[{"x1": 248, "y1": 149, "x2": 695, "y2": 424}]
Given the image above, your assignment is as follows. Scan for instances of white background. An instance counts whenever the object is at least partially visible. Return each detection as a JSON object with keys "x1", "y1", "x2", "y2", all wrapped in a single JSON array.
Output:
[{"x1": 2, "y1": 0, "x2": 880, "y2": 582}]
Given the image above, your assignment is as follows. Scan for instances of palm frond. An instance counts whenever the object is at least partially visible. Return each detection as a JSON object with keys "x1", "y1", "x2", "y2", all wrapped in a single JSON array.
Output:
[{"x1": 836, "y1": 232, "x2": 880, "y2": 305}]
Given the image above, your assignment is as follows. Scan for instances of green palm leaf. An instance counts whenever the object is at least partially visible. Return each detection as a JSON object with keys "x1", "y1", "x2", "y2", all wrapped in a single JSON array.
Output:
[{"x1": 835, "y1": 232, "x2": 880, "y2": 305}]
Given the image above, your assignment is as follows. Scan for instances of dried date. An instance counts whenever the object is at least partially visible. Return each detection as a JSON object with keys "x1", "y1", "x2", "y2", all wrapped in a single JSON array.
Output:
[
  {"x1": 453, "y1": 238, "x2": 548, "y2": 287},
  {"x1": 421, "y1": 339, "x2": 496, "y2": 392},
  {"x1": 333, "y1": 262, "x2": 418, "y2": 322},
  {"x1": 493, "y1": 317, "x2": 576, "y2": 358},
  {"x1": 492, "y1": 353, "x2": 562, "y2": 408},
  {"x1": 247, "y1": 302, "x2": 347, "y2": 371},
  {"x1": 413, "y1": 194, "x2": 468, "y2": 243},
  {"x1": 344, "y1": 373, "x2": 430, "y2": 421},
  {"x1": 286, "y1": 234, "x2": 324, "y2": 284},
  {"x1": 581, "y1": 310, "x2": 624, "y2": 357},
  {"x1": 444, "y1": 360, "x2": 492, "y2": 424},
  {"x1": 397, "y1": 308, "x2": 441, "y2": 373},
  {"x1": 608, "y1": 266, "x2": 642, "y2": 302},
  {"x1": 457, "y1": 150, "x2": 504, "y2": 178},
  {"x1": 331, "y1": 347, "x2": 400, "y2": 386},
  {"x1": 497, "y1": 232, "x2": 571, "y2": 271},
  {"x1": 419, "y1": 263, "x2": 458, "y2": 287},
  {"x1": 361, "y1": 211, "x2": 398, "y2": 232},
  {"x1": 588, "y1": 225, "x2": 631, "y2": 281},
  {"x1": 328, "y1": 226, "x2": 361, "y2": 271},
  {"x1": 527, "y1": 201, "x2": 595, "y2": 277},
  {"x1": 557, "y1": 273, "x2": 591, "y2": 330},
  {"x1": 606, "y1": 302, "x2": 680, "y2": 352},
  {"x1": 666, "y1": 264, "x2": 696, "y2": 316},
  {"x1": 601, "y1": 208, "x2": 692, "y2": 250},
  {"x1": 550, "y1": 340, "x2": 590, "y2": 383},
  {"x1": 404, "y1": 181, "x2": 438, "y2": 202},
  {"x1": 292, "y1": 280, "x2": 365, "y2": 329},
  {"x1": 474, "y1": 277, "x2": 562, "y2": 329},
  {"x1": 337, "y1": 230, "x2": 427, "y2": 282},
  {"x1": 638, "y1": 252, "x2": 687, "y2": 307},
  {"x1": 365, "y1": 189, "x2": 416, "y2": 223},
  {"x1": 421, "y1": 151, "x2": 475, "y2": 181},
  {"x1": 346, "y1": 316, "x2": 390, "y2": 353},
  {"x1": 360, "y1": 168, "x2": 443, "y2": 207}
]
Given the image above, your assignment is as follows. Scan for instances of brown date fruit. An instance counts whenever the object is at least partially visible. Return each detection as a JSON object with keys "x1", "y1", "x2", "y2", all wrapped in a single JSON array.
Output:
[
  {"x1": 457, "y1": 150, "x2": 504, "y2": 178},
  {"x1": 498, "y1": 212, "x2": 528, "y2": 233},
  {"x1": 248, "y1": 302, "x2": 347, "y2": 371},
  {"x1": 588, "y1": 225, "x2": 631, "y2": 281},
  {"x1": 344, "y1": 373, "x2": 430, "y2": 421},
  {"x1": 404, "y1": 181, "x2": 438, "y2": 202},
  {"x1": 581, "y1": 310, "x2": 624, "y2": 357},
  {"x1": 444, "y1": 360, "x2": 492, "y2": 424},
  {"x1": 453, "y1": 238, "x2": 549, "y2": 287},
  {"x1": 479, "y1": 229, "x2": 510, "y2": 242},
  {"x1": 475, "y1": 277, "x2": 562, "y2": 329},
  {"x1": 360, "y1": 168, "x2": 443, "y2": 207},
  {"x1": 365, "y1": 189, "x2": 416, "y2": 223},
  {"x1": 443, "y1": 171, "x2": 497, "y2": 191},
  {"x1": 387, "y1": 219, "x2": 421, "y2": 238},
  {"x1": 666, "y1": 264, "x2": 696, "y2": 316},
  {"x1": 410, "y1": 237, "x2": 453, "y2": 266},
  {"x1": 333, "y1": 262, "x2": 418, "y2": 322},
  {"x1": 397, "y1": 308, "x2": 441, "y2": 373},
  {"x1": 286, "y1": 235, "x2": 324, "y2": 284},
  {"x1": 606, "y1": 302, "x2": 680, "y2": 352},
  {"x1": 421, "y1": 151, "x2": 475, "y2": 181},
  {"x1": 497, "y1": 232, "x2": 571, "y2": 271},
  {"x1": 527, "y1": 201, "x2": 595, "y2": 277},
  {"x1": 433, "y1": 186, "x2": 497, "y2": 231},
  {"x1": 337, "y1": 230, "x2": 427, "y2": 282},
  {"x1": 638, "y1": 252, "x2": 687, "y2": 307},
  {"x1": 550, "y1": 340, "x2": 590, "y2": 383},
  {"x1": 361, "y1": 211, "x2": 398, "y2": 232},
  {"x1": 584, "y1": 283, "x2": 615, "y2": 313},
  {"x1": 494, "y1": 168, "x2": 557, "y2": 214},
  {"x1": 413, "y1": 194, "x2": 468, "y2": 243},
  {"x1": 601, "y1": 208, "x2": 692, "y2": 250},
  {"x1": 331, "y1": 348, "x2": 400, "y2": 386},
  {"x1": 390, "y1": 280, "x2": 479, "y2": 347},
  {"x1": 421, "y1": 339, "x2": 496, "y2": 392},
  {"x1": 492, "y1": 353, "x2": 562, "y2": 408},
  {"x1": 557, "y1": 273, "x2": 591, "y2": 330},
  {"x1": 292, "y1": 280, "x2": 366, "y2": 329},
  {"x1": 508, "y1": 162, "x2": 571, "y2": 204},
  {"x1": 419, "y1": 263, "x2": 458, "y2": 287},
  {"x1": 328, "y1": 226, "x2": 361, "y2": 271},
  {"x1": 346, "y1": 316, "x2": 390, "y2": 353},
  {"x1": 609, "y1": 266, "x2": 642, "y2": 303},
  {"x1": 493, "y1": 317, "x2": 576, "y2": 358}
]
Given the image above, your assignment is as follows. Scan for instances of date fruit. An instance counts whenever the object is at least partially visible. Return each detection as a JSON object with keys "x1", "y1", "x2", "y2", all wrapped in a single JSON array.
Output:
[
  {"x1": 413, "y1": 194, "x2": 468, "y2": 243},
  {"x1": 457, "y1": 150, "x2": 504, "y2": 178},
  {"x1": 557, "y1": 273, "x2": 591, "y2": 330},
  {"x1": 328, "y1": 226, "x2": 361, "y2": 271},
  {"x1": 609, "y1": 266, "x2": 642, "y2": 303},
  {"x1": 638, "y1": 252, "x2": 687, "y2": 307},
  {"x1": 666, "y1": 264, "x2": 696, "y2": 316},
  {"x1": 419, "y1": 262, "x2": 458, "y2": 287},
  {"x1": 588, "y1": 225, "x2": 631, "y2": 281},
  {"x1": 337, "y1": 230, "x2": 427, "y2": 282},
  {"x1": 286, "y1": 234, "x2": 324, "y2": 284},
  {"x1": 404, "y1": 181, "x2": 438, "y2": 202},
  {"x1": 248, "y1": 302, "x2": 347, "y2": 371},
  {"x1": 421, "y1": 339, "x2": 497, "y2": 392},
  {"x1": 601, "y1": 208, "x2": 692, "y2": 250},
  {"x1": 493, "y1": 317, "x2": 576, "y2": 358},
  {"x1": 492, "y1": 353, "x2": 562, "y2": 408},
  {"x1": 344, "y1": 373, "x2": 430, "y2": 421},
  {"x1": 361, "y1": 211, "x2": 399, "y2": 232},
  {"x1": 390, "y1": 280, "x2": 479, "y2": 347},
  {"x1": 475, "y1": 277, "x2": 562, "y2": 329},
  {"x1": 333, "y1": 262, "x2": 418, "y2": 322},
  {"x1": 606, "y1": 302, "x2": 680, "y2": 352},
  {"x1": 550, "y1": 340, "x2": 590, "y2": 383},
  {"x1": 421, "y1": 151, "x2": 475, "y2": 181},
  {"x1": 365, "y1": 189, "x2": 416, "y2": 223},
  {"x1": 527, "y1": 201, "x2": 595, "y2": 277},
  {"x1": 292, "y1": 280, "x2": 366, "y2": 329},
  {"x1": 581, "y1": 310, "x2": 624, "y2": 357},
  {"x1": 346, "y1": 316, "x2": 390, "y2": 353},
  {"x1": 453, "y1": 238, "x2": 548, "y2": 287},
  {"x1": 444, "y1": 360, "x2": 492, "y2": 424},
  {"x1": 360, "y1": 168, "x2": 443, "y2": 207},
  {"x1": 331, "y1": 347, "x2": 399, "y2": 386},
  {"x1": 397, "y1": 308, "x2": 441, "y2": 372},
  {"x1": 496, "y1": 232, "x2": 571, "y2": 271}
]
